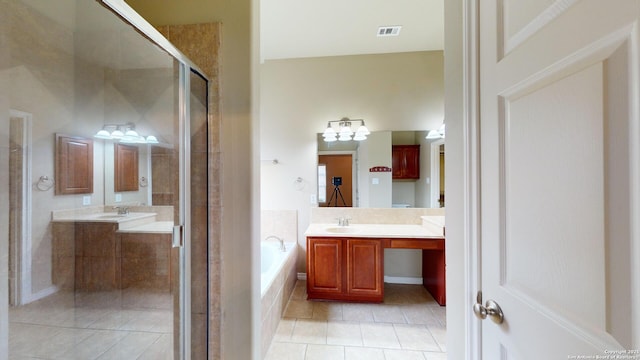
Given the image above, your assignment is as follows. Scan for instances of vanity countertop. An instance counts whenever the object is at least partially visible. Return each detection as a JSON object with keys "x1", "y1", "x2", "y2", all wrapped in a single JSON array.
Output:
[
  {"x1": 304, "y1": 223, "x2": 444, "y2": 239},
  {"x1": 117, "y1": 221, "x2": 174, "y2": 234},
  {"x1": 51, "y1": 212, "x2": 157, "y2": 223}
]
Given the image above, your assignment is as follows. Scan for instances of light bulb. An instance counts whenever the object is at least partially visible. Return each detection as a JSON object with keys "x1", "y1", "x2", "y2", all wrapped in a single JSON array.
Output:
[{"x1": 94, "y1": 129, "x2": 111, "y2": 139}]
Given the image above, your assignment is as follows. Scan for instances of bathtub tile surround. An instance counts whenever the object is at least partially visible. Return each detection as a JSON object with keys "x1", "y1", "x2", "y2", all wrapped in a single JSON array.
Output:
[
  {"x1": 261, "y1": 209, "x2": 298, "y2": 243},
  {"x1": 261, "y1": 209, "x2": 299, "y2": 358}
]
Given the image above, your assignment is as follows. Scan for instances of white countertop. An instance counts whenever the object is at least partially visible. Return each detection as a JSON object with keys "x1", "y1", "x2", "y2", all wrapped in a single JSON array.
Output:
[
  {"x1": 51, "y1": 212, "x2": 157, "y2": 223},
  {"x1": 305, "y1": 223, "x2": 444, "y2": 239},
  {"x1": 117, "y1": 221, "x2": 174, "y2": 234}
]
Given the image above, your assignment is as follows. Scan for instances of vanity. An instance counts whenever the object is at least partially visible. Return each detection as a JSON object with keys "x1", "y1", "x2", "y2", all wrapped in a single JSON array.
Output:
[
  {"x1": 305, "y1": 212, "x2": 446, "y2": 305},
  {"x1": 51, "y1": 206, "x2": 174, "y2": 292}
]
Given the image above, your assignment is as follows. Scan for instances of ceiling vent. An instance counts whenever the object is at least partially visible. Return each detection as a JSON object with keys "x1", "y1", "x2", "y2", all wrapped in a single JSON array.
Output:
[{"x1": 377, "y1": 26, "x2": 402, "y2": 37}]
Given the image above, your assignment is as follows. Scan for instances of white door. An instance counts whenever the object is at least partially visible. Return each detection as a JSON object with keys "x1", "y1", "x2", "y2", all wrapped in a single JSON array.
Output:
[{"x1": 478, "y1": 0, "x2": 640, "y2": 358}]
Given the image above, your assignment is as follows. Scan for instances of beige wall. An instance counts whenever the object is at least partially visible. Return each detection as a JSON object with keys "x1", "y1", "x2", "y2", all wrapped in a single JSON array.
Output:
[
  {"x1": 260, "y1": 51, "x2": 445, "y2": 278},
  {"x1": 444, "y1": 0, "x2": 464, "y2": 358}
]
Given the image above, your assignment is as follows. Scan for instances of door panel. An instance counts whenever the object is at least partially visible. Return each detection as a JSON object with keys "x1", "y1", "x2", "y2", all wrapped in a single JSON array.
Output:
[
  {"x1": 503, "y1": 63, "x2": 605, "y2": 328},
  {"x1": 347, "y1": 239, "x2": 383, "y2": 297},
  {"x1": 479, "y1": 0, "x2": 639, "y2": 357},
  {"x1": 307, "y1": 238, "x2": 343, "y2": 293}
]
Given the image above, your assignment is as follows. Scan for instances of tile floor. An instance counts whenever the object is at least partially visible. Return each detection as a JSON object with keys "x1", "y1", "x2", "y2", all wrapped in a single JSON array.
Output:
[
  {"x1": 265, "y1": 280, "x2": 447, "y2": 360},
  {"x1": 8, "y1": 289, "x2": 173, "y2": 360}
]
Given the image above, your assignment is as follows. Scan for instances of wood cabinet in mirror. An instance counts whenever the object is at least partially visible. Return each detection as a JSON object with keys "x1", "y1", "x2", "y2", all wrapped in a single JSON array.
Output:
[{"x1": 114, "y1": 143, "x2": 139, "y2": 192}]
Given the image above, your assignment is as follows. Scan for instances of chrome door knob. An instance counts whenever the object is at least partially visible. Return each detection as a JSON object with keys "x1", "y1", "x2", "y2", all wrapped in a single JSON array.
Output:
[{"x1": 473, "y1": 291, "x2": 504, "y2": 324}]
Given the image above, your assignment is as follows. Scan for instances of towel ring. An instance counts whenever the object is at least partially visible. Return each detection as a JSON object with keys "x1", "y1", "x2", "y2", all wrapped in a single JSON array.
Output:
[{"x1": 36, "y1": 175, "x2": 54, "y2": 191}]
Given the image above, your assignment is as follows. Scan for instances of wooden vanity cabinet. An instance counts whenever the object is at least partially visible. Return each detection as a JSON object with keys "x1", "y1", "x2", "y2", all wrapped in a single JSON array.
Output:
[
  {"x1": 307, "y1": 237, "x2": 384, "y2": 302},
  {"x1": 392, "y1": 145, "x2": 420, "y2": 179}
]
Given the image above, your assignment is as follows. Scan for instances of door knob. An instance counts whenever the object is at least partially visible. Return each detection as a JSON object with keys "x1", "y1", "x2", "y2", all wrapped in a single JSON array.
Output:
[{"x1": 473, "y1": 291, "x2": 504, "y2": 324}]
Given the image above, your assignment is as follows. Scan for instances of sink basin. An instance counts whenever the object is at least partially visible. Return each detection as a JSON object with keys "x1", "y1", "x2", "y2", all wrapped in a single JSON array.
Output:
[{"x1": 325, "y1": 226, "x2": 360, "y2": 234}]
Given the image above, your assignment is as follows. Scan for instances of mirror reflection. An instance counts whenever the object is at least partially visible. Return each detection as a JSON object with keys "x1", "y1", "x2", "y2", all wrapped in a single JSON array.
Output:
[
  {"x1": 104, "y1": 142, "x2": 149, "y2": 205},
  {"x1": 98, "y1": 66, "x2": 177, "y2": 206},
  {"x1": 318, "y1": 130, "x2": 445, "y2": 208}
]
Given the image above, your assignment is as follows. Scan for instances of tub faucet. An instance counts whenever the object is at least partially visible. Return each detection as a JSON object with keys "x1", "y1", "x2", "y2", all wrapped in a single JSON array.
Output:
[{"x1": 265, "y1": 235, "x2": 286, "y2": 252}]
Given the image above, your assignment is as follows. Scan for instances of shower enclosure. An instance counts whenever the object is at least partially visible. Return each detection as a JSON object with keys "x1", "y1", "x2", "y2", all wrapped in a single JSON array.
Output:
[{"x1": 0, "y1": 0, "x2": 208, "y2": 358}]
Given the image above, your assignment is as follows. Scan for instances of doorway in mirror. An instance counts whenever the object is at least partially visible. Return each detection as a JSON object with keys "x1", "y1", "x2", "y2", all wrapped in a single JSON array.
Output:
[{"x1": 318, "y1": 154, "x2": 353, "y2": 207}]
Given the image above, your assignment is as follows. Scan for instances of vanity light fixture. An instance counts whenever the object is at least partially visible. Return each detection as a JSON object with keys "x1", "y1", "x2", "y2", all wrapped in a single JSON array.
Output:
[
  {"x1": 426, "y1": 123, "x2": 445, "y2": 140},
  {"x1": 94, "y1": 123, "x2": 159, "y2": 144},
  {"x1": 322, "y1": 117, "x2": 370, "y2": 142}
]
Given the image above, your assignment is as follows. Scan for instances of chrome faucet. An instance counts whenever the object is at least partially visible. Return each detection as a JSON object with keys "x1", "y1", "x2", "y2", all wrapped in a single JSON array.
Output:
[
  {"x1": 336, "y1": 217, "x2": 351, "y2": 227},
  {"x1": 113, "y1": 206, "x2": 130, "y2": 215},
  {"x1": 265, "y1": 235, "x2": 286, "y2": 252}
]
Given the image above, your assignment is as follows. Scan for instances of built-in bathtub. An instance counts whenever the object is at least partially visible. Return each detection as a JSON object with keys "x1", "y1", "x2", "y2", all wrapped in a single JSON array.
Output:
[{"x1": 260, "y1": 241, "x2": 297, "y2": 358}]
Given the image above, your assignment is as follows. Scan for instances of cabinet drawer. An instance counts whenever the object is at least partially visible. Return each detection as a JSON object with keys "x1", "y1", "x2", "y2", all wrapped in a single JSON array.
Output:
[{"x1": 388, "y1": 238, "x2": 444, "y2": 250}]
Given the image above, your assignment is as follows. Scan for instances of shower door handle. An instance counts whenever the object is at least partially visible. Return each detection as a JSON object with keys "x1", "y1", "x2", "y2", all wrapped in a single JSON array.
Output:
[{"x1": 172, "y1": 225, "x2": 184, "y2": 248}]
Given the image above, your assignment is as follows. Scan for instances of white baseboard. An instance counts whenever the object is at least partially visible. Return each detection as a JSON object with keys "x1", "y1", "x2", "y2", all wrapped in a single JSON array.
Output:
[
  {"x1": 384, "y1": 276, "x2": 423, "y2": 285},
  {"x1": 297, "y1": 273, "x2": 307, "y2": 281},
  {"x1": 26, "y1": 285, "x2": 59, "y2": 304}
]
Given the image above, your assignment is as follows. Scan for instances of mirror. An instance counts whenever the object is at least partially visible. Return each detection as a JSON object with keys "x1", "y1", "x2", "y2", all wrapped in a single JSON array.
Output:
[
  {"x1": 99, "y1": 66, "x2": 177, "y2": 206},
  {"x1": 104, "y1": 142, "x2": 151, "y2": 205},
  {"x1": 318, "y1": 130, "x2": 444, "y2": 208}
]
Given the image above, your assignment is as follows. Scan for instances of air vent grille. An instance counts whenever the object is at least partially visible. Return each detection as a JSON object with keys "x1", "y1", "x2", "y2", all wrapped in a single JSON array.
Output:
[{"x1": 377, "y1": 26, "x2": 402, "y2": 37}]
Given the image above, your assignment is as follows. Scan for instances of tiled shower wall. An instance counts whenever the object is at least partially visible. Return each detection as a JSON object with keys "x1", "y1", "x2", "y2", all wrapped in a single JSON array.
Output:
[{"x1": 156, "y1": 23, "x2": 222, "y2": 359}]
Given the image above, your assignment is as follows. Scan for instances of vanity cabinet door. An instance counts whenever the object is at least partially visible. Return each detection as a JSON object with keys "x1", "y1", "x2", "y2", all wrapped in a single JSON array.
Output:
[
  {"x1": 306, "y1": 237, "x2": 343, "y2": 296},
  {"x1": 346, "y1": 239, "x2": 383, "y2": 300}
]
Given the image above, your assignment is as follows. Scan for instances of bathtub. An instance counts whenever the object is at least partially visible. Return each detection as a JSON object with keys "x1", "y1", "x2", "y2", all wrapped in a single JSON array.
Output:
[
  {"x1": 260, "y1": 241, "x2": 296, "y2": 296},
  {"x1": 260, "y1": 241, "x2": 297, "y2": 357}
]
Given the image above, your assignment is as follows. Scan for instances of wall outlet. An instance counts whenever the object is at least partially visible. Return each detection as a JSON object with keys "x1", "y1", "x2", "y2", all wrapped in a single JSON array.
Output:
[
  {"x1": 115, "y1": 194, "x2": 122, "y2": 202},
  {"x1": 82, "y1": 196, "x2": 91, "y2": 205},
  {"x1": 310, "y1": 194, "x2": 317, "y2": 204}
]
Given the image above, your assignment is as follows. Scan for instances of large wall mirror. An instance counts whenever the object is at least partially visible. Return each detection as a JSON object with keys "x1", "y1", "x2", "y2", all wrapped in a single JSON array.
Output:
[
  {"x1": 104, "y1": 142, "x2": 177, "y2": 206},
  {"x1": 317, "y1": 130, "x2": 445, "y2": 208}
]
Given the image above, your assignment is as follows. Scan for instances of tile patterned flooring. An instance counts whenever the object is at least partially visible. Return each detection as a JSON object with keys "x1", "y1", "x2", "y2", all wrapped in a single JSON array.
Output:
[
  {"x1": 265, "y1": 281, "x2": 447, "y2": 360},
  {"x1": 8, "y1": 289, "x2": 173, "y2": 360}
]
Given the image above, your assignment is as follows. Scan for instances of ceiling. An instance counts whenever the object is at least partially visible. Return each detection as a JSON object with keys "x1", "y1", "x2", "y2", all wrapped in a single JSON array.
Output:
[{"x1": 260, "y1": 0, "x2": 444, "y2": 61}]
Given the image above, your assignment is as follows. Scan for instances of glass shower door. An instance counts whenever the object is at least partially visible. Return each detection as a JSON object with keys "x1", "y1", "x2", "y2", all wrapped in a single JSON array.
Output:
[{"x1": 0, "y1": 0, "x2": 207, "y2": 358}]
